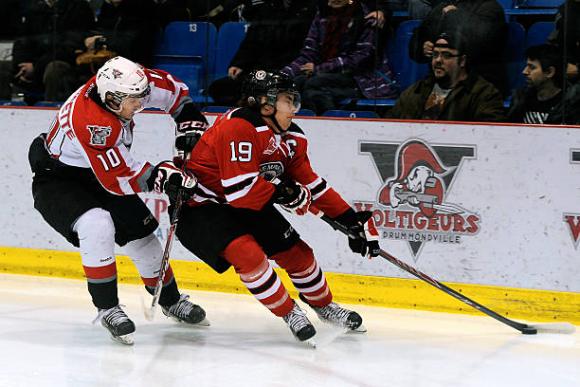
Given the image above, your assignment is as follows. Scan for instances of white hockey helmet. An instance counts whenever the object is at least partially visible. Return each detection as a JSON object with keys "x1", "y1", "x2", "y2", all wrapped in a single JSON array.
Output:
[{"x1": 96, "y1": 56, "x2": 150, "y2": 113}]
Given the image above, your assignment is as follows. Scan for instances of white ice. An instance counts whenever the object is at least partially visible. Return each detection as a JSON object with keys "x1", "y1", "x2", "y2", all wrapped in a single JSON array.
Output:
[{"x1": 0, "y1": 273, "x2": 578, "y2": 387}]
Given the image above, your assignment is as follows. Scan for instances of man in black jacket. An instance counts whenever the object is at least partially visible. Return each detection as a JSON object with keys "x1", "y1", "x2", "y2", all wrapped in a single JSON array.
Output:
[{"x1": 508, "y1": 44, "x2": 580, "y2": 125}]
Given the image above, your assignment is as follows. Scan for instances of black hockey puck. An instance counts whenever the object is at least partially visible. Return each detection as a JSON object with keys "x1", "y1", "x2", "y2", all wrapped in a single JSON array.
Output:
[{"x1": 522, "y1": 327, "x2": 538, "y2": 335}]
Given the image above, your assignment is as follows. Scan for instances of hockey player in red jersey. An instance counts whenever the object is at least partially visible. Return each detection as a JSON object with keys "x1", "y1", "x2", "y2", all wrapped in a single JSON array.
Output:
[
  {"x1": 173, "y1": 70, "x2": 381, "y2": 344},
  {"x1": 28, "y1": 56, "x2": 209, "y2": 345}
]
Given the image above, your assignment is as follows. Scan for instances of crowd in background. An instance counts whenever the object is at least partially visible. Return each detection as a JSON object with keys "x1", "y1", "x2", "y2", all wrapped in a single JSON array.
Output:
[{"x1": 0, "y1": 0, "x2": 578, "y2": 124}]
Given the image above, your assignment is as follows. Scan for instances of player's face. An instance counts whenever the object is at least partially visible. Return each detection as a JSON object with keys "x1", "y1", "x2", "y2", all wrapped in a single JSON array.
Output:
[
  {"x1": 273, "y1": 92, "x2": 300, "y2": 131},
  {"x1": 117, "y1": 96, "x2": 146, "y2": 120}
]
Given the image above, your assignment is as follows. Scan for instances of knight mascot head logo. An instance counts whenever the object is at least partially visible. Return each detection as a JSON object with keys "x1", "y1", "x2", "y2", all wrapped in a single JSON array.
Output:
[{"x1": 378, "y1": 140, "x2": 450, "y2": 217}]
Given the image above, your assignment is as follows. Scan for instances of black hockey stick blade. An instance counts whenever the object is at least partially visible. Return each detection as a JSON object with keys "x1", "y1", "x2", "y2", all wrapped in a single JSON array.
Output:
[{"x1": 319, "y1": 213, "x2": 576, "y2": 335}]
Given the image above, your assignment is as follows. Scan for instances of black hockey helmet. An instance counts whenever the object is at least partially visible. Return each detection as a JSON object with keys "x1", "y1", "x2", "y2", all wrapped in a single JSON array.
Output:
[{"x1": 241, "y1": 70, "x2": 301, "y2": 111}]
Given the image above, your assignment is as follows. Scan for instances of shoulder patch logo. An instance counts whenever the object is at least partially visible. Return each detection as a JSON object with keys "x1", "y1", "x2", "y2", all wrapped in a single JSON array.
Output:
[{"x1": 87, "y1": 125, "x2": 112, "y2": 146}]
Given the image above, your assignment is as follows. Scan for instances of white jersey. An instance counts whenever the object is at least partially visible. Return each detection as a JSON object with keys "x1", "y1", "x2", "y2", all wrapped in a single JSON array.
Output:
[{"x1": 45, "y1": 68, "x2": 191, "y2": 195}]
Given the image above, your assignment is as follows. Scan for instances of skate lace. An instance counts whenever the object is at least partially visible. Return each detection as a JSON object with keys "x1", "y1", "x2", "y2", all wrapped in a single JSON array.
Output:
[
  {"x1": 167, "y1": 294, "x2": 194, "y2": 319},
  {"x1": 283, "y1": 304, "x2": 310, "y2": 333},
  {"x1": 315, "y1": 303, "x2": 351, "y2": 325},
  {"x1": 92, "y1": 305, "x2": 129, "y2": 325}
]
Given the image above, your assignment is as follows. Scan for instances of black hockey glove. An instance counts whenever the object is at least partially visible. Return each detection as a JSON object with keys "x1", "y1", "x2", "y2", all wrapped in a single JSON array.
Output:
[
  {"x1": 174, "y1": 103, "x2": 209, "y2": 155},
  {"x1": 175, "y1": 120, "x2": 207, "y2": 154},
  {"x1": 272, "y1": 180, "x2": 311, "y2": 216},
  {"x1": 334, "y1": 209, "x2": 380, "y2": 258},
  {"x1": 147, "y1": 161, "x2": 197, "y2": 202}
]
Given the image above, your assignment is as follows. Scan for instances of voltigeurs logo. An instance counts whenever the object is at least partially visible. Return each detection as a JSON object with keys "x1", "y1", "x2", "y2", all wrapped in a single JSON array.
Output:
[
  {"x1": 564, "y1": 149, "x2": 580, "y2": 248},
  {"x1": 355, "y1": 139, "x2": 480, "y2": 260}
]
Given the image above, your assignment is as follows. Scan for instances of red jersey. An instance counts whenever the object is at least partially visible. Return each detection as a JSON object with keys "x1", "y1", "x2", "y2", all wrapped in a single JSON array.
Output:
[
  {"x1": 45, "y1": 68, "x2": 191, "y2": 195},
  {"x1": 185, "y1": 107, "x2": 351, "y2": 218}
]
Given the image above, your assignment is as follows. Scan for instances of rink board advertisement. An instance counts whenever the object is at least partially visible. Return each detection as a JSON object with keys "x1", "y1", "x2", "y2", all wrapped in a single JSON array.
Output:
[{"x1": 1, "y1": 107, "x2": 580, "y2": 295}]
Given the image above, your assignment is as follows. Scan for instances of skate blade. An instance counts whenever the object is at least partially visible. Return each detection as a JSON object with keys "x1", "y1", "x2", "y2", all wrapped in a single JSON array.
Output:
[
  {"x1": 110, "y1": 333, "x2": 134, "y2": 345},
  {"x1": 347, "y1": 323, "x2": 367, "y2": 333},
  {"x1": 301, "y1": 337, "x2": 317, "y2": 348},
  {"x1": 168, "y1": 316, "x2": 211, "y2": 327},
  {"x1": 195, "y1": 317, "x2": 211, "y2": 327}
]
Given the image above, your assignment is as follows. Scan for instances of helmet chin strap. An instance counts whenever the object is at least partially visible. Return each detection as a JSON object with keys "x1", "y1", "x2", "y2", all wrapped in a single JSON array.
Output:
[{"x1": 260, "y1": 102, "x2": 286, "y2": 134}]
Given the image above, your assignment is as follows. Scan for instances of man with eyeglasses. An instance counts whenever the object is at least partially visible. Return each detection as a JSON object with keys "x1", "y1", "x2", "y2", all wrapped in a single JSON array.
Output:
[
  {"x1": 387, "y1": 32, "x2": 505, "y2": 122},
  {"x1": 27, "y1": 56, "x2": 210, "y2": 345}
]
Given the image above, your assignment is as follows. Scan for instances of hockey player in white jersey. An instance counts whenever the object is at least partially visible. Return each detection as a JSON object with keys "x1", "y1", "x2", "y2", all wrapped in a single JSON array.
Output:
[{"x1": 28, "y1": 56, "x2": 209, "y2": 345}]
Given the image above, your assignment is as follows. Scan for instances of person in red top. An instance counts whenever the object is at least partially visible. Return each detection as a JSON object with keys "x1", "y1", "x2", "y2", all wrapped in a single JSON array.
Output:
[
  {"x1": 174, "y1": 70, "x2": 380, "y2": 344},
  {"x1": 28, "y1": 56, "x2": 209, "y2": 345}
]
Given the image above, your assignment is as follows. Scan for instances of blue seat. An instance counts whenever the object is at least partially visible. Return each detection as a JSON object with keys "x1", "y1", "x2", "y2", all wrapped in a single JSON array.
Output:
[
  {"x1": 295, "y1": 109, "x2": 316, "y2": 116},
  {"x1": 201, "y1": 105, "x2": 231, "y2": 113},
  {"x1": 515, "y1": 0, "x2": 564, "y2": 7},
  {"x1": 388, "y1": 20, "x2": 430, "y2": 91},
  {"x1": 154, "y1": 22, "x2": 217, "y2": 96},
  {"x1": 0, "y1": 100, "x2": 26, "y2": 106},
  {"x1": 34, "y1": 101, "x2": 63, "y2": 107},
  {"x1": 505, "y1": 22, "x2": 526, "y2": 92},
  {"x1": 355, "y1": 98, "x2": 396, "y2": 107},
  {"x1": 322, "y1": 110, "x2": 379, "y2": 118},
  {"x1": 525, "y1": 21, "x2": 555, "y2": 48},
  {"x1": 498, "y1": 0, "x2": 513, "y2": 8},
  {"x1": 214, "y1": 22, "x2": 248, "y2": 80}
]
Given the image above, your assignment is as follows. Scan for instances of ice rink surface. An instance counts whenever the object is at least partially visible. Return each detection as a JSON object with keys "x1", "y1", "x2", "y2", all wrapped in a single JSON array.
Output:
[{"x1": 0, "y1": 274, "x2": 578, "y2": 387}]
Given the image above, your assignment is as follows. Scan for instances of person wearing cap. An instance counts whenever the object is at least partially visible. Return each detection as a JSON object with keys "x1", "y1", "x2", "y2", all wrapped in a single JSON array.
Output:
[
  {"x1": 387, "y1": 33, "x2": 505, "y2": 122},
  {"x1": 408, "y1": 0, "x2": 507, "y2": 96}
]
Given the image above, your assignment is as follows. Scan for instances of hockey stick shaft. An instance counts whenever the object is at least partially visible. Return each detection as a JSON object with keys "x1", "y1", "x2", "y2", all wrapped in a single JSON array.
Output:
[
  {"x1": 319, "y1": 213, "x2": 542, "y2": 334},
  {"x1": 144, "y1": 154, "x2": 190, "y2": 320}
]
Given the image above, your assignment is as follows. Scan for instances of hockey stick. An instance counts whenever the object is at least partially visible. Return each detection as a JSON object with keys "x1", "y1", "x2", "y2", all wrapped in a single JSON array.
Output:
[
  {"x1": 144, "y1": 154, "x2": 190, "y2": 321},
  {"x1": 317, "y1": 211, "x2": 575, "y2": 335}
]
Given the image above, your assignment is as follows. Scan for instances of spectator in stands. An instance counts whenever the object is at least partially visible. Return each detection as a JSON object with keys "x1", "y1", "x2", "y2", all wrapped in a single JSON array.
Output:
[
  {"x1": 0, "y1": 0, "x2": 20, "y2": 100},
  {"x1": 82, "y1": 0, "x2": 159, "y2": 69},
  {"x1": 507, "y1": 44, "x2": 580, "y2": 125},
  {"x1": 281, "y1": 0, "x2": 399, "y2": 115},
  {"x1": 548, "y1": 0, "x2": 580, "y2": 83},
  {"x1": 11, "y1": 0, "x2": 95, "y2": 103},
  {"x1": 409, "y1": 0, "x2": 508, "y2": 96},
  {"x1": 387, "y1": 32, "x2": 505, "y2": 121},
  {"x1": 208, "y1": 0, "x2": 317, "y2": 106}
]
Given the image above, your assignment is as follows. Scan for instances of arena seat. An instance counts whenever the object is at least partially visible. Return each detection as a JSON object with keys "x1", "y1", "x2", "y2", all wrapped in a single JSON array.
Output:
[
  {"x1": 322, "y1": 110, "x2": 379, "y2": 118},
  {"x1": 214, "y1": 22, "x2": 248, "y2": 80},
  {"x1": 525, "y1": 22, "x2": 555, "y2": 48},
  {"x1": 505, "y1": 21, "x2": 527, "y2": 92},
  {"x1": 388, "y1": 20, "x2": 430, "y2": 91},
  {"x1": 154, "y1": 22, "x2": 217, "y2": 96}
]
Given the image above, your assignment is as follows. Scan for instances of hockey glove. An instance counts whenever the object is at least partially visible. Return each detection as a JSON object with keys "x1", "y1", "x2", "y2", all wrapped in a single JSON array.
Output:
[
  {"x1": 175, "y1": 120, "x2": 208, "y2": 154},
  {"x1": 148, "y1": 161, "x2": 197, "y2": 202},
  {"x1": 334, "y1": 209, "x2": 380, "y2": 258},
  {"x1": 272, "y1": 180, "x2": 311, "y2": 216}
]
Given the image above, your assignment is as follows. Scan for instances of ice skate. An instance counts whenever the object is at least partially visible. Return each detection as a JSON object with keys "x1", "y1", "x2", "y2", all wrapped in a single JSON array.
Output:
[
  {"x1": 283, "y1": 302, "x2": 317, "y2": 347},
  {"x1": 96, "y1": 305, "x2": 136, "y2": 345},
  {"x1": 162, "y1": 294, "x2": 210, "y2": 326},
  {"x1": 299, "y1": 294, "x2": 366, "y2": 333}
]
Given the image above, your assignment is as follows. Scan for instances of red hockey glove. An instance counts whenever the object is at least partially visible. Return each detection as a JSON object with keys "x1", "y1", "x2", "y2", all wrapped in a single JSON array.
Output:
[
  {"x1": 148, "y1": 161, "x2": 197, "y2": 202},
  {"x1": 334, "y1": 209, "x2": 380, "y2": 258},
  {"x1": 273, "y1": 180, "x2": 311, "y2": 216}
]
